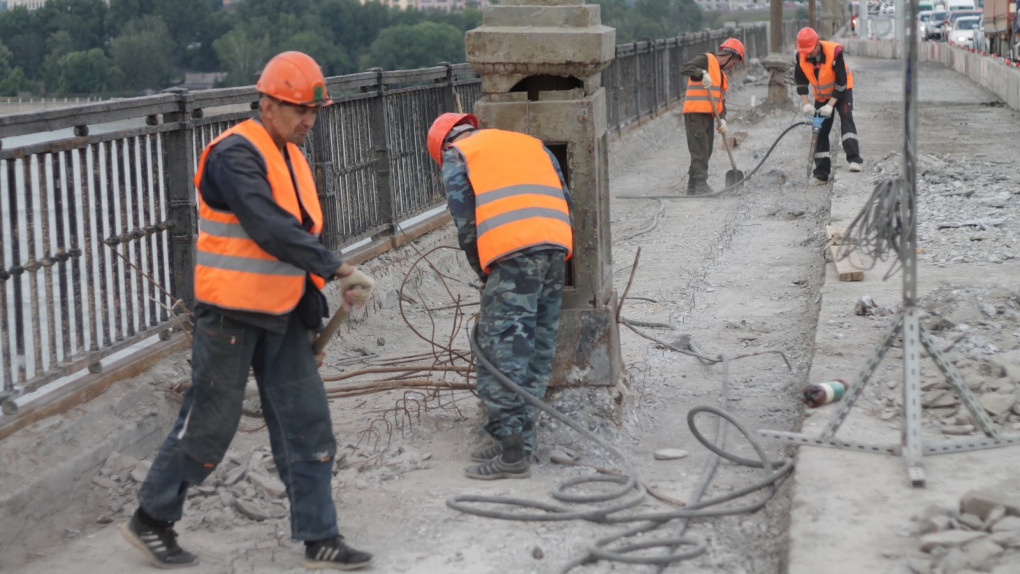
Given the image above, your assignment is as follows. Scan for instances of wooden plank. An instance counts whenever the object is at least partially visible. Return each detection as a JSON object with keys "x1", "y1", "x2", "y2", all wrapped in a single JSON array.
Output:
[{"x1": 826, "y1": 225, "x2": 865, "y2": 282}]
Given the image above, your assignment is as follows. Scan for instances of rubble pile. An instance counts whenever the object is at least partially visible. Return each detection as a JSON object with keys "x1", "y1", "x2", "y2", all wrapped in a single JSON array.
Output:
[{"x1": 907, "y1": 488, "x2": 1020, "y2": 574}]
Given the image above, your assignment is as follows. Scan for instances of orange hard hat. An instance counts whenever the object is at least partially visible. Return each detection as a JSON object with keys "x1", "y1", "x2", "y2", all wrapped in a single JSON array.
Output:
[
  {"x1": 719, "y1": 38, "x2": 745, "y2": 61},
  {"x1": 427, "y1": 112, "x2": 478, "y2": 166},
  {"x1": 256, "y1": 51, "x2": 333, "y2": 107},
  {"x1": 797, "y1": 27, "x2": 820, "y2": 56}
]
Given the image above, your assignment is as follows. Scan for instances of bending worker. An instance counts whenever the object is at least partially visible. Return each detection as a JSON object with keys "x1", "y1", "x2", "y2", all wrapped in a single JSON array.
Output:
[
  {"x1": 427, "y1": 113, "x2": 573, "y2": 480},
  {"x1": 678, "y1": 38, "x2": 744, "y2": 195},
  {"x1": 122, "y1": 51, "x2": 375, "y2": 571},
  {"x1": 795, "y1": 27, "x2": 864, "y2": 185}
]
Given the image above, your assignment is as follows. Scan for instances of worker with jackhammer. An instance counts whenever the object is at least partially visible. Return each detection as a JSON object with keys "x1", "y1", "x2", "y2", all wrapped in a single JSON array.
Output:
[
  {"x1": 121, "y1": 51, "x2": 375, "y2": 571},
  {"x1": 427, "y1": 113, "x2": 573, "y2": 480},
  {"x1": 795, "y1": 27, "x2": 864, "y2": 185},
  {"x1": 678, "y1": 38, "x2": 744, "y2": 195}
]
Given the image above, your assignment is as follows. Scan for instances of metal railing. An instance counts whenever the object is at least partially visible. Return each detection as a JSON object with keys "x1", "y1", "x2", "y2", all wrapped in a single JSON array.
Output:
[{"x1": 0, "y1": 23, "x2": 769, "y2": 417}]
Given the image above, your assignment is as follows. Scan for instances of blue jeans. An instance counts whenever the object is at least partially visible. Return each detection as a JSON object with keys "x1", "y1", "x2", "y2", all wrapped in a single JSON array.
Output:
[{"x1": 138, "y1": 308, "x2": 339, "y2": 541}]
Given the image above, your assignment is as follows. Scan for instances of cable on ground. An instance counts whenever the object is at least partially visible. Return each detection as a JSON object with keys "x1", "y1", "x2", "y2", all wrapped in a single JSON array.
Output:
[
  {"x1": 837, "y1": 176, "x2": 908, "y2": 279},
  {"x1": 446, "y1": 253, "x2": 796, "y2": 571},
  {"x1": 616, "y1": 120, "x2": 811, "y2": 200}
]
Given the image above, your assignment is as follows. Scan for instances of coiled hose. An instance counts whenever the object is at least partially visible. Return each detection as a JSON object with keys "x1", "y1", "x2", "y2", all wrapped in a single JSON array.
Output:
[{"x1": 446, "y1": 325, "x2": 795, "y2": 572}]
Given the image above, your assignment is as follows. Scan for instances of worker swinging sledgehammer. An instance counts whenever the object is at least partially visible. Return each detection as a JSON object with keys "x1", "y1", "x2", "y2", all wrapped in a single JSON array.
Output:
[{"x1": 795, "y1": 27, "x2": 864, "y2": 186}]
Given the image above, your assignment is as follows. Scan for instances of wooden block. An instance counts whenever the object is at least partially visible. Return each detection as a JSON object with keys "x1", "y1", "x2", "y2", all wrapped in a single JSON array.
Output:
[{"x1": 825, "y1": 225, "x2": 865, "y2": 282}]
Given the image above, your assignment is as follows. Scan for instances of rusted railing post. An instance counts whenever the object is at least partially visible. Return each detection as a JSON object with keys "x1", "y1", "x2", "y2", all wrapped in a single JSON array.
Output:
[
  {"x1": 365, "y1": 69, "x2": 395, "y2": 240},
  {"x1": 161, "y1": 87, "x2": 198, "y2": 311}
]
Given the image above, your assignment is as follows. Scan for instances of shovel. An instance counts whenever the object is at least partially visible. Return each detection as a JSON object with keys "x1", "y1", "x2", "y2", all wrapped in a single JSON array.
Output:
[{"x1": 707, "y1": 87, "x2": 743, "y2": 188}]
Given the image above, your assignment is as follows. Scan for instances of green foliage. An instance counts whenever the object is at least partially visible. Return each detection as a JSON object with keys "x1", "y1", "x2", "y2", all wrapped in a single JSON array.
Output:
[
  {"x1": 213, "y1": 27, "x2": 272, "y2": 87},
  {"x1": 111, "y1": 16, "x2": 176, "y2": 91},
  {"x1": 361, "y1": 21, "x2": 464, "y2": 71},
  {"x1": 54, "y1": 48, "x2": 121, "y2": 94},
  {"x1": 595, "y1": 0, "x2": 704, "y2": 43},
  {"x1": 0, "y1": 0, "x2": 714, "y2": 96},
  {"x1": 0, "y1": 67, "x2": 37, "y2": 97},
  {"x1": 281, "y1": 32, "x2": 354, "y2": 76}
]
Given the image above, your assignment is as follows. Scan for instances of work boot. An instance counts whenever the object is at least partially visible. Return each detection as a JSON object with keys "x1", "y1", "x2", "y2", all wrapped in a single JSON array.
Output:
[
  {"x1": 303, "y1": 535, "x2": 373, "y2": 571},
  {"x1": 687, "y1": 179, "x2": 714, "y2": 195},
  {"x1": 121, "y1": 509, "x2": 199, "y2": 569},
  {"x1": 464, "y1": 434, "x2": 530, "y2": 480},
  {"x1": 809, "y1": 177, "x2": 829, "y2": 187},
  {"x1": 848, "y1": 162, "x2": 863, "y2": 173},
  {"x1": 469, "y1": 442, "x2": 502, "y2": 463}
]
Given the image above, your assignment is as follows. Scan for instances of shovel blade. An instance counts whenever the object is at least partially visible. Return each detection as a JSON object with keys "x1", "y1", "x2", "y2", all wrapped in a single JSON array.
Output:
[{"x1": 725, "y1": 170, "x2": 744, "y2": 188}]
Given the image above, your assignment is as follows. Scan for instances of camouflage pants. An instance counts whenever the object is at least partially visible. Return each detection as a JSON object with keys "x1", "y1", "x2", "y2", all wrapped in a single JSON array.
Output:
[{"x1": 476, "y1": 249, "x2": 566, "y2": 453}]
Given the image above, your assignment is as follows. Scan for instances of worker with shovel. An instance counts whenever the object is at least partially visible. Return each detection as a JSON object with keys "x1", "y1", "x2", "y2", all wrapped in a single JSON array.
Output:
[
  {"x1": 679, "y1": 38, "x2": 744, "y2": 195},
  {"x1": 795, "y1": 27, "x2": 864, "y2": 186},
  {"x1": 121, "y1": 51, "x2": 375, "y2": 571}
]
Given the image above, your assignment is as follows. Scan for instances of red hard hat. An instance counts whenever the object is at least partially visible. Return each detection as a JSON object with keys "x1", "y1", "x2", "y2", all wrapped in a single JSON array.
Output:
[
  {"x1": 256, "y1": 51, "x2": 333, "y2": 107},
  {"x1": 797, "y1": 27, "x2": 819, "y2": 56},
  {"x1": 427, "y1": 113, "x2": 478, "y2": 166},
  {"x1": 719, "y1": 38, "x2": 745, "y2": 61}
]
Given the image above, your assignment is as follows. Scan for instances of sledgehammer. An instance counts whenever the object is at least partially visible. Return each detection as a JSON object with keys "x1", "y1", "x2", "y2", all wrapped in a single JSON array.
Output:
[{"x1": 312, "y1": 286, "x2": 365, "y2": 357}]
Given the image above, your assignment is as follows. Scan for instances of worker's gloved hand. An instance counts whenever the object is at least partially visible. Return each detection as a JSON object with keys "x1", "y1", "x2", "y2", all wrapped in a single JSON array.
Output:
[
  {"x1": 700, "y1": 70, "x2": 712, "y2": 89},
  {"x1": 336, "y1": 268, "x2": 374, "y2": 311},
  {"x1": 819, "y1": 104, "x2": 834, "y2": 117},
  {"x1": 716, "y1": 119, "x2": 727, "y2": 135},
  {"x1": 802, "y1": 103, "x2": 815, "y2": 115}
]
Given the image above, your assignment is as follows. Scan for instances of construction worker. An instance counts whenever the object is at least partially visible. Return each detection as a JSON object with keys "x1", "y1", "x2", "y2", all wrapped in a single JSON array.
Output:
[
  {"x1": 427, "y1": 113, "x2": 573, "y2": 480},
  {"x1": 121, "y1": 51, "x2": 375, "y2": 571},
  {"x1": 679, "y1": 38, "x2": 744, "y2": 194},
  {"x1": 795, "y1": 27, "x2": 864, "y2": 185}
]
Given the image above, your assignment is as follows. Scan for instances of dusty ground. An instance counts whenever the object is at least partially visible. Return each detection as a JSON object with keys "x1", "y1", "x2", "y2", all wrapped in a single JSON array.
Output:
[{"x1": 1, "y1": 54, "x2": 1018, "y2": 574}]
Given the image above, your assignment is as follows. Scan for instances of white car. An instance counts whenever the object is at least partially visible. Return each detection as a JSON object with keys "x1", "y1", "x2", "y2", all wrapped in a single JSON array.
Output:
[{"x1": 948, "y1": 15, "x2": 981, "y2": 48}]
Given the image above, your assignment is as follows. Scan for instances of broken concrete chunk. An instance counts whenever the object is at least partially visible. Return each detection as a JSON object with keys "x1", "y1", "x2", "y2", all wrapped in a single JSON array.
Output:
[
  {"x1": 958, "y1": 513, "x2": 984, "y2": 531},
  {"x1": 978, "y1": 394, "x2": 1018, "y2": 417},
  {"x1": 90, "y1": 475, "x2": 117, "y2": 489},
  {"x1": 130, "y1": 461, "x2": 152, "y2": 483},
  {"x1": 232, "y1": 498, "x2": 272, "y2": 521},
  {"x1": 960, "y1": 489, "x2": 1020, "y2": 521},
  {"x1": 990, "y1": 516, "x2": 1020, "y2": 534},
  {"x1": 964, "y1": 538, "x2": 1003, "y2": 569},
  {"x1": 919, "y1": 530, "x2": 986, "y2": 552},
  {"x1": 653, "y1": 448, "x2": 689, "y2": 460},
  {"x1": 248, "y1": 472, "x2": 286, "y2": 498}
]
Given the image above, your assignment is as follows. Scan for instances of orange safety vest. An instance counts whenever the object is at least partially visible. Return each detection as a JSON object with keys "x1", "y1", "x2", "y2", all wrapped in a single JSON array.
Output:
[
  {"x1": 452, "y1": 130, "x2": 573, "y2": 274},
  {"x1": 799, "y1": 41, "x2": 854, "y2": 102},
  {"x1": 192, "y1": 119, "x2": 326, "y2": 315},
  {"x1": 682, "y1": 53, "x2": 728, "y2": 115}
]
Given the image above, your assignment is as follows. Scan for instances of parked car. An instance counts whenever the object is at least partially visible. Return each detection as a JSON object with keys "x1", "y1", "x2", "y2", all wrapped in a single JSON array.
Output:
[
  {"x1": 947, "y1": 15, "x2": 983, "y2": 46},
  {"x1": 939, "y1": 9, "x2": 983, "y2": 40}
]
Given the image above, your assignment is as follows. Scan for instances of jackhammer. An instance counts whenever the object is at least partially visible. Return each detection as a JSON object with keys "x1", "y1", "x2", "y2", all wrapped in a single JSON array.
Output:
[{"x1": 806, "y1": 112, "x2": 831, "y2": 182}]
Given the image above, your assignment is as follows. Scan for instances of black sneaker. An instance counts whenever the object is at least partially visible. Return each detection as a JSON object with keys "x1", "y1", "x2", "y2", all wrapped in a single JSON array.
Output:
[
  {"x1": 469, "y1": 442, "x2": 502, "y2": 463},
  {"x1": 464, "y1": 455, "x2": 531, "y2": 480},
  {"x1": 303, "y1": 535, "x2": 373, "y2": 571},
  {"x1": 121, "y1": 512, "x2": 198, "y2": 569}
]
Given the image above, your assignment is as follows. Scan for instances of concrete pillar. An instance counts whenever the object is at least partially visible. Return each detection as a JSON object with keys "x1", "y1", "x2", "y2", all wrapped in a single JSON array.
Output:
[
  {"x1": 464, "y1": 0, "x2": 623, "y2": 387},
  {"x1": 764, "y1": 0, "x2": 793, "y2": 106}
]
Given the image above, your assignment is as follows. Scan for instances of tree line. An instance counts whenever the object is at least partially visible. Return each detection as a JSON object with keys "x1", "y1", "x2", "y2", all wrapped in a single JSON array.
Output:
[{"x1": 0, "y1": 0, "x2": 705, "y2": 98}]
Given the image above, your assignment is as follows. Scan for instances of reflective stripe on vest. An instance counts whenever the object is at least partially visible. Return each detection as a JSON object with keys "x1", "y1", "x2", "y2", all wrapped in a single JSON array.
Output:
[
  {"x1": 683, "y1": 53, "x2": 728, "y2": 115},
  {"x1": 799, "y1": 41, "x2": 854, "y2": 102},
  {"x1": 192, "y1": 119, "x2": 327, "y2": 315},
  {"x1": 452, "y1": 129, "x2": 573, "y2": 274}
]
